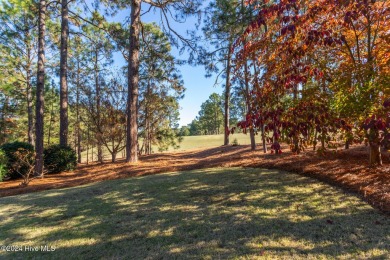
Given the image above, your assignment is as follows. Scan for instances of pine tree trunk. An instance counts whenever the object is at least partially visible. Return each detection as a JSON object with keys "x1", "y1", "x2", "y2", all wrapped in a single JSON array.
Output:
[
  {"x1": 25, "y1": 24, "x2": 34, "y2": 146},
  {"x1": 224, "y1": 45, "x2": 232, "y2": 145},
  {"x1": 26, "y1": 61, "x2": 34, "y2": 145},
  {"x1": 126, "y1": 0, "x2": 141, "y2": 163},
  {"x1": 35, "y1": 0, "x2": 46, "y2": 176},
  {"x1": 94, "y1": 49, "x2": 103, "y2": 163},
  {"x1": 76, "y1": 61, "x2": 81, "y2": 163},
  {"x1": 149, "y1": 131, "x2": 152, "y2": 154},
  {"x1": 1, "y1": 98, "x2": 8, "y2": 143},
  {"x1": 86, "y1": 125, "x2": 90, "y2": 164},
  {"x1": 145, "y1": 82, "x2": 150, "y2": 155},
  {"x1": 59, "y1": 0, "x2": 69, "y2": 146},
  {"x1": 47, "y1": 95, "x2": 54, "y2": 145}
]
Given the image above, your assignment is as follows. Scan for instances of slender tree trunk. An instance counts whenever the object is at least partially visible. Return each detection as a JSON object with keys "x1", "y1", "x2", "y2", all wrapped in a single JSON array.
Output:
[
  {"x1": 76, "y1": 60, "x2": 81, "y2": 163},
  {"x1": 25, "y1": 25, "x2": 34, "y2": 145},
  {"x1": 59, "y1": 0, "x2": 69, "y2": 146},
  {"x1": 47, "y1": 95, "x2": 54, "y2": 145},
  {"x1": 1, "y1": 98, "x2": 9, "y2": 143},
  {"x1": 86, "y1": 125, "x2": 90, "y2": 164},
  {"x1": 149, "y1": 131, "x2": 152, "y2": 154},
  {"x1": 214, "y1": 106, "x2": 217, "y2": 135},
  {"x1": 253, "y1": 61, "x2": 266, "y2": 153},
  {"x1": 145, "y1": 82, "x2": 150, "y2": 155},
  {"x1": 261, "y1": 121, "x2": 267, "y2": 153},
  {"x1": 111, "y1": 139, "x2": 116, "y2": 162},
  {"x1": 293, "y1": 134, "x2": 299, "y2": 154},
  {"x1": 244, "y1": 61, "x2": 255, "y2": 150},
  {"x1": 94, "y1": 49, "x2": 103, "y2": 163},
  {"x1": 26, "y1": 62, "x2": 34, "y2": 145},
  {"x1": 112, "y1": 152, "x2": 116, "y2": 163},
  {"x1": 313, "y1": 128, "x2": 318, "y2": 151},
  {"x1": 126, "y1": 0, "x2": 141, "y2": 163},
  {"x1": 35, "y1": 0, "x2": 46, "y2": 176},
  {"x1": 74, "y1": 131, "x2": 77, "y2": 152}
]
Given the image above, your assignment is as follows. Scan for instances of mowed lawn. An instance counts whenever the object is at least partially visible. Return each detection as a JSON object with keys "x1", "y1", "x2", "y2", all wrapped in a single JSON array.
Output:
[{"x1": 0, "y1": 168, "x2": 389, "y2": 259}]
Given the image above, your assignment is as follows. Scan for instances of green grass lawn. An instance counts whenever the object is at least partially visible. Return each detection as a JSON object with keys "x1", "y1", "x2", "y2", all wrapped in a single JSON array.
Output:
[
  {"x1": 81, "y1": 133, "x2": 253, "y2": 162},
  {"x1": 1, "y1": 168, "x2": 389, "y2": 259},
  {"x1": 175, "y1": 133, "x2": 253, "y2": 151}
]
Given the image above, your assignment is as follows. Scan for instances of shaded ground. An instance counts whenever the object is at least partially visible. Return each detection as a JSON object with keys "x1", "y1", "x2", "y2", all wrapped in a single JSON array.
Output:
[
  {"x1": 1, "y1": 143, "x2": 389, "y2": 213},
  {"x1": 1, "y1": 168, "x2": 389, "y2": 259}
]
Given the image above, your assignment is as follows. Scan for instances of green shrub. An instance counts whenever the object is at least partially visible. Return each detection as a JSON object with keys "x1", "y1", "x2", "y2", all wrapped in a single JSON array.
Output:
[
  {"x1": 232, "y1": 138, "x2": 239, "y2": 146},
  {"x1": 0, "y1": 142, "x2": 34, "y2": 179},
  {"x1": 0, "y1": 149, "x2": 8, "y2": 181},
  {"x1": 44, "y1": 145, "x2": 77, "y2": 174}
]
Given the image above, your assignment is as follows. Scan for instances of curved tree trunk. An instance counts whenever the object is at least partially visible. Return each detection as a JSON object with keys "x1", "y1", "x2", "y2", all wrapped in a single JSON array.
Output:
[
  {"x1": 59, "y1": 0, "x2": 69, "y2": 146},
  {"x1": 126, "y1": 0, "x2": 141, "y2": 163},
  {"x1": 35, "y1": 0, "x2": 46, "y2": 176}
]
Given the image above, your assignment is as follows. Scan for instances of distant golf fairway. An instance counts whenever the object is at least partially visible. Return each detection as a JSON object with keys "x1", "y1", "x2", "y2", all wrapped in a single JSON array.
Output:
[
  {"x1": 81, "y1": 133, "x2": 253, "y2": 162},
  {"x1": 0, "y1": 167, "x2": 388, "y2": 259}
]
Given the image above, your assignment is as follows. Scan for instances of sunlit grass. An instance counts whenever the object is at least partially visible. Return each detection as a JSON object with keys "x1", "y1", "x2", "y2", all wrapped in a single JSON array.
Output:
[
  {"x1": 173, "y1": 133, "x2": 253, "y2": 151},
  {"x1": 0, "y1": 167, "x2": 388, "y2": 259},
  {"x1": 80, "y1": 133, "x2": 253, "y2": 162}
]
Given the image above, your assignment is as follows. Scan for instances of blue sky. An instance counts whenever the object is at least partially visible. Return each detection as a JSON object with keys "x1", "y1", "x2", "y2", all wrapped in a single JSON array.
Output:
[{"x1": 106, "y1": 3, "x2": 224, "y2": 127}]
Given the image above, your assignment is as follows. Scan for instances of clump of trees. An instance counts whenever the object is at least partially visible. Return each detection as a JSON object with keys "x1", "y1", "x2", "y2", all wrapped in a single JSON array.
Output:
[
  {"x1": 0, "y1": 0, "x2": 198, "y2": 180},
  {"x1": 231, "y1": 0, "x2": 390, "y2": 166},
  {"x1": 185, "y1": 92, "x2": 244, "y2": 136}
]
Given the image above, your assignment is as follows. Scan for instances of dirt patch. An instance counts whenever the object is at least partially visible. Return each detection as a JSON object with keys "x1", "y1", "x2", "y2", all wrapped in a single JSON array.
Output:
[{"x1": 1, "y1": 143, "x2": 389, "y2": 214}]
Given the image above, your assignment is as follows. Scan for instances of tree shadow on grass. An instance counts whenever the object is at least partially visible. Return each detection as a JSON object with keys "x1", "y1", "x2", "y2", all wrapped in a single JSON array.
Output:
[{"x1": 0, "y1": 168, "x2": 389, "y2": 259}]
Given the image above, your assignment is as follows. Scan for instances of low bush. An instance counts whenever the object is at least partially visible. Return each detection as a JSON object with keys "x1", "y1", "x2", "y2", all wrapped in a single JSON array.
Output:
[
  {"x1": 44, "y1": 145, "x2": 77, "y2": 174},
  {"x1": 0, "y1": 142, "x2": 34, "y2": 180},
  {"x1": 0, "y1": 149, "x2": 8, "y2": 181}
]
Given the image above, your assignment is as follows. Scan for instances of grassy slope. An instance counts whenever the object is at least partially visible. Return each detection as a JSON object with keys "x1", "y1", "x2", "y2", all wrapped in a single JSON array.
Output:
[
  {"x1": 82, "y1": 133, "x2": 253, "y2": 162},
  {"x1": 0, "y1": 168, "x2": 388, "y2": 259}
]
